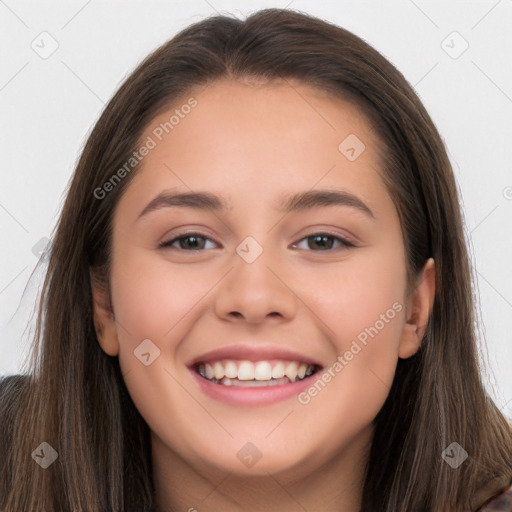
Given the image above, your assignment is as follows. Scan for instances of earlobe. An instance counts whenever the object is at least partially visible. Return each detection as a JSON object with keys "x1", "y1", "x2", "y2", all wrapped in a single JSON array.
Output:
[
  {"x1": 90, "y1": 268, "x2": 119, "y2": 357},
  {"x1": 398, "y1": 258, "x2": 436, "y2": 359}
]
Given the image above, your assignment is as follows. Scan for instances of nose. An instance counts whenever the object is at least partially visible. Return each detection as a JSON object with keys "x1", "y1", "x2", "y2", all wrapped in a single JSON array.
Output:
[{"x1": 213, "y1": 248, "x2": 299, "y2": 324}]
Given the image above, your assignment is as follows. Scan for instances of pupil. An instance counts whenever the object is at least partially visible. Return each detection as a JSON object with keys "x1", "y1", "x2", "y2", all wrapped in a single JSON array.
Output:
[
  {"x1": 311, "y1": 235, "x2": 332, "y2": 250},
  {"x1": 183, "y1": 236, "x2": 203, "y2": 249}
]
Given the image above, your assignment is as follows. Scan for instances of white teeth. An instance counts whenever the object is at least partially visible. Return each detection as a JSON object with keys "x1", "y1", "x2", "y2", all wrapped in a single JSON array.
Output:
[
  {"x1": 271, "y1": 362, "x2": 285, "y2": 379},
  {"x1": 196, "y1": 359, "x2": 317, "y2": 385},
  {"x1": 284, "y1": 362, "x2": 298, "y2": 381},
  {"x1": 224, "y1": 377, "x2": 290, "y2": 387},
  {"x1": 224, "y1": 361, "x2": 238, "y2": 379},
  {"x1": 238, "y1": 361, "x2": 255, "y2": 380},
  {"x1": 254, "y1": 361, "x2": 272, "y2": 380},
  {"x1": 205, "y1": 363, "x2": 214, "y2": 380},
  {"x1": 213, "y1": 361, "x2": 225, "y2": 380}
]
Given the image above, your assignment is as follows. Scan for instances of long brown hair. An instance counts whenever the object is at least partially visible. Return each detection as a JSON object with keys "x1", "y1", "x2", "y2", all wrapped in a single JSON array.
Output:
[{"x1": 1, "y1": 8, "x2": 511, "y2": 511}]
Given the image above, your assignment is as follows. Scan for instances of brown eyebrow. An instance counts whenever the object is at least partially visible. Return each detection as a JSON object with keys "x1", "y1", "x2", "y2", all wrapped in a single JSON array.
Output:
[
  {"x1": 137, "y1": 191, "x2": 229, "y2": 219},
  {"x1": 280, "y1": 189, "x2": 374, "y2": 218},
  {"x1": 137, "y1": 189, "x2": 374, "y2": 220}
]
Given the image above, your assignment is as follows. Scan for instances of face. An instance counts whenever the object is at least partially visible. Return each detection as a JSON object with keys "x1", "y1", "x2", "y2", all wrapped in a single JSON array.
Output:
[{"x1": 92, "y1": 78, "x2": 433, "y2": 481}]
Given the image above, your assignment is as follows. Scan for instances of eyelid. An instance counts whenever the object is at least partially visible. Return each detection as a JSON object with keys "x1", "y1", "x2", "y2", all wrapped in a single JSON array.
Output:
[
  {"x1": 291, "y1": 232, "x2": 356, "y2": 250},
  {"x1": 293, "y1": 227, "x2": 357, "y2": 245},
  {"x1": 158, "y1": 230, "x2": 220, "y2": 250},
  {"x1": 159, "y1": 224, "x2": 220, "y2": 243}
]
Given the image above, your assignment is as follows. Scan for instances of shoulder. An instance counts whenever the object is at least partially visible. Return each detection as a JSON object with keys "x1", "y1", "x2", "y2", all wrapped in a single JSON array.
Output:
[
  {"x1": 0, "y1": 373, "x2": 32, "y2": 407},
  {"x1": 476, "y1": 477, "x2": 512, "y2": 511},
  {"x1": 0, "y1": 373, "x2": 32, "y2": 439},
  {"x1": 0, "y1": 374, "x2": 33, "y2": 506}
]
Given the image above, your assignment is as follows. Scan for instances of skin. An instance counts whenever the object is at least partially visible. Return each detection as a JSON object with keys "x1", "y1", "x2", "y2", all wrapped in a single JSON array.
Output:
[{"x1": 92, "y1": 78, "x2": 435, "y2": 512}]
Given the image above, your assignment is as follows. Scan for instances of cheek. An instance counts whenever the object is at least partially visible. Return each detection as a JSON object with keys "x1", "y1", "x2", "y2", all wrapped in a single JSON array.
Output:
[
  {"x1": 294, "y1": 258, "x2": 405, "y2": 458},
  {"x1": 108, "y1": 249, "x2": 218, "y2": 450},
  {"x1": 110, "y1": 248, "x2": 213, "y2": 344},
  {"x1": 297, "y1": 248, "x2": 407, "y2": 391},
  {"x1": 300, "y1": 248, "x2": 406, "y2": 339}
]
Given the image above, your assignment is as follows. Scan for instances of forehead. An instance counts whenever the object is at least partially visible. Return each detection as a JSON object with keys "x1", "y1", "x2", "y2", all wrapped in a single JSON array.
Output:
[
  {"x1": 163, "y1": 77, "x2": 378, "y2": 151},
  {"x1": 117, "y1": 78, "x2": 390, "y2": 220}
]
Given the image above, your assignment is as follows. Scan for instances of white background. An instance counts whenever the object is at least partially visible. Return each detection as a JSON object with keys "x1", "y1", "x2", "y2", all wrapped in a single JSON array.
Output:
[{"x1": 0, "y1": 1, "x2": 511, "y2": 418}]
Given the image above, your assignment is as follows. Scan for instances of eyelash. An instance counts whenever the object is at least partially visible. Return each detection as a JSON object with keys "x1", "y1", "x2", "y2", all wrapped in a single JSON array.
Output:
[{"x1": 158, "y1": 231, "x2": 356, "y2": 252}]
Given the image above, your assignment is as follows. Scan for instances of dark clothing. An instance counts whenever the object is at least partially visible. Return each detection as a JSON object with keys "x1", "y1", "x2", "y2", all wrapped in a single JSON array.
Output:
[{"x1": 477, "y1": 480, "x2": 512, "y2": 511}]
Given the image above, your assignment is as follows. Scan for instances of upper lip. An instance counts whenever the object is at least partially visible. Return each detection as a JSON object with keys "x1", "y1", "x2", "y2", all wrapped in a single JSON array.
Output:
[{"x1": 188, "y1": 345, "x2": 323, "y2": 368}]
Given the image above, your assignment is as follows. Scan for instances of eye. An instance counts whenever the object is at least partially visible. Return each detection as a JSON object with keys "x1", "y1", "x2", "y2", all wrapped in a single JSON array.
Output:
[
  {"x1": 159, "y1": 233, "x2": 217, "y2": 251},
  {"x1": 159, "y1": 231, "x2": 355, "y2": 252},
  {"x1": 292, "y1": 233, "x2": 355, "y2": 251}
]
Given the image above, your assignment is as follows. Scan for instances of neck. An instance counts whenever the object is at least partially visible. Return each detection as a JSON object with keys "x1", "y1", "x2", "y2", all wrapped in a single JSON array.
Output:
[{"x1": 151, "y1": 425, "x2": 373, "y2": 512}]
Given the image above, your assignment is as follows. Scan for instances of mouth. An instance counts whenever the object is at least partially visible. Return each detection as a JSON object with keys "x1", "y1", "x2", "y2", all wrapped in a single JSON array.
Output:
[
  {"x1": 193, "y1": 359, "x2": 321, "y2": 387},
  {"x1": 187, "y1": 345, "x2": 324, "y2": 405}
]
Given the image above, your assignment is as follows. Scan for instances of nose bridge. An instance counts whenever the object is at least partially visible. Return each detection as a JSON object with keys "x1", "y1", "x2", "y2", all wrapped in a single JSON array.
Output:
[
  {"x1": 234, "y1": 239, "x2": 277, "y2": 288},
  {"x1": 214, "y1": 236, "x2": 298, "y2": 323}
]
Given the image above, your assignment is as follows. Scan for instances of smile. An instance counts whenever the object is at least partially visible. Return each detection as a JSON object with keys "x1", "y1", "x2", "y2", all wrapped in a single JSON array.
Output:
[{"x1": 194, "y1": 359, "x2": 319, "y2": 387}]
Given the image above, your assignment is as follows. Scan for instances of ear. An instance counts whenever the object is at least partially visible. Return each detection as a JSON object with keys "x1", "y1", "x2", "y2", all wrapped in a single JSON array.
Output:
[
  {"x1": 90, "y1": 268, "x2": 119, "y2": 356},
  {"x1": 398, "y1": 258, "x2": 436, "y2": 359}
]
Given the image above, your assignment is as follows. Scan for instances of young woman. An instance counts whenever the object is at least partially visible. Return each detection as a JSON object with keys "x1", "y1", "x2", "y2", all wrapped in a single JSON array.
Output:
[{"x1": 1, "y1": 8, "x2": 511, "y2": 512}]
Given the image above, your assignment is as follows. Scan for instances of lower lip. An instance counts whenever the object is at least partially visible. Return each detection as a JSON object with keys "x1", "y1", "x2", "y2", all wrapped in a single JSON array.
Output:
[{"x1": 189, "y1": 368, "x2": 317, "y2": 406}]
